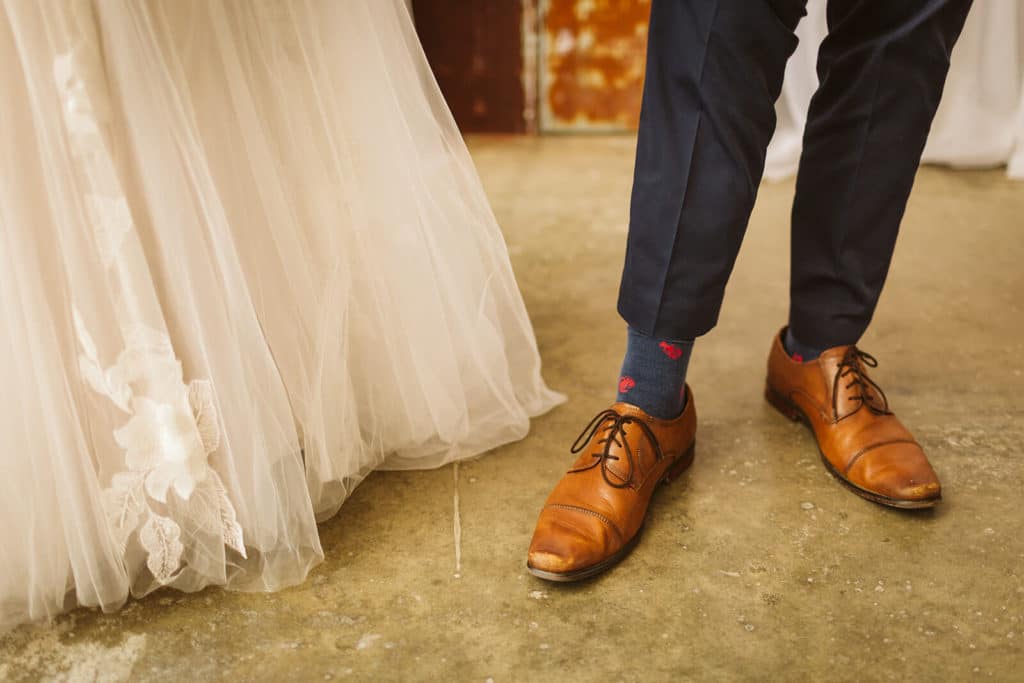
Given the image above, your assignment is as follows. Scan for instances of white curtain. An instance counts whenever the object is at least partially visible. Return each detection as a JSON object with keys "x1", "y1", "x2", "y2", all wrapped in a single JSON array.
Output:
[{"x1": 767, "y1": 0, "x2": 1024, "y2": 180}]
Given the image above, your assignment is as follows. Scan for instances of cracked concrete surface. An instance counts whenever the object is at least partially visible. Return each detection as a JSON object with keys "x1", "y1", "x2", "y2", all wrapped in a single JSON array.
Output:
[{"x1": 2, "y1": 136, "x2": 1022, "y2": 681}]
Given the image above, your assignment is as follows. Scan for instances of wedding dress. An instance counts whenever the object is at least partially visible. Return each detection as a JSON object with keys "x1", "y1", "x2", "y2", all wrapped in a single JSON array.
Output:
[{"x1": 0, "y1": 0, "x2": 563, "y2": 631}]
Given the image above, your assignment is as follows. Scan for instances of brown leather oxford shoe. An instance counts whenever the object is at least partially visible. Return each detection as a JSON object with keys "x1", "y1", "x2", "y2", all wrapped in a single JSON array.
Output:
[
  {"x1": 765, "y1": 328, "x2": 941, "y2": 509},
  {"x1": 527, "y1": 389, "x2": 696, "y2": 582}
]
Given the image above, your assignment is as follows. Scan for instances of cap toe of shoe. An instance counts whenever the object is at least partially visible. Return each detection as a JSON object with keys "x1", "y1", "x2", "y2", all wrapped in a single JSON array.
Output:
[
  {"x1": 847, "y1": 442, "x2": 941, "y2": 503},
  {"x1": 527, "y1": 507, "x2": 620, "y2": 575}
]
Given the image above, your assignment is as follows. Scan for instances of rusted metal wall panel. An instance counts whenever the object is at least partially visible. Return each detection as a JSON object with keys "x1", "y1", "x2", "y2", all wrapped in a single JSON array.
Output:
[
  {"x1": 413, "y1": 0, "x2": 527, "y2": 133},
  {"x1": 539, "y1": 0, "x2": 650, "y2": 132}
]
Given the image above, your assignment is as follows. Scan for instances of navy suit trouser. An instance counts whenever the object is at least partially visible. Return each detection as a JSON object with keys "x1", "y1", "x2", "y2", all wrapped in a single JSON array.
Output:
[{"x1": 618, "y1": 0, "x2": 972, "y2": 348}]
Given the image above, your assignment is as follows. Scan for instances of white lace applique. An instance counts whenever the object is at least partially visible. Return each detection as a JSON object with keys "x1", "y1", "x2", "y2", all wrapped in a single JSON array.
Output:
[
  {"x1": 78, "y1": 315, "x2": 248, "y2": 583},
  {"x1": 74, "y1": 308, "x2": 131, "y2": 412},
  {"x1": 54, "y1": 47, "x2": 130, "y2": 267},
  {"x1": 85, "y1": 195, "x2": 134, "y2": 269},
  {"x1": 58, "y1": 19, "x2": 246, "y2": 585}
]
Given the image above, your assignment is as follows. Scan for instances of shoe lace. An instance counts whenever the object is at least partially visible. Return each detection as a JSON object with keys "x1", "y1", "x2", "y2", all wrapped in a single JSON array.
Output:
[
  {"x1": 569, "y1": 410, "x2": 664, "y2": 488},
  {"x1": 832, "y1": 348, "x2": 892, "y2": 418}
]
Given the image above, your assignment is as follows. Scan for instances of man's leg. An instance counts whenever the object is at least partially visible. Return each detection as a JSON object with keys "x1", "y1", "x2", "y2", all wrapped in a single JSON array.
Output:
[
  {"x1": 618, "y1": 0, "x2": 807, "y2": 341},
  {"x1": 788, "y1": 0, "x2": 972, "y2": 350},
  {"x1": 767, "y1": 0, "x2": 971, "y2": 509},
  {"x1": 613, "y1": 0, "x2": 807, "y2": 422},
  {"x1": 527, "y1": 0, "x2": 807, "y2": 583}
]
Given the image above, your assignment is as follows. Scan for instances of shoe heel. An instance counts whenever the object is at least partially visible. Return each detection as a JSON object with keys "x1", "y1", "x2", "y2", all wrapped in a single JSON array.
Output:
[
  {"x1": 662, "y1": 443, "x2": 695, "y2": 485},
  {"x1": 765, "y1": 383, "x2": 802, "y2": 422}
]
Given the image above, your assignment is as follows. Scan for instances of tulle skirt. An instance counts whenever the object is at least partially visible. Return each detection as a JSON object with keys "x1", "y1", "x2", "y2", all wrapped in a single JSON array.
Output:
[{"x1": 0, "y1": 0, "x2": 563, "y2": 631}]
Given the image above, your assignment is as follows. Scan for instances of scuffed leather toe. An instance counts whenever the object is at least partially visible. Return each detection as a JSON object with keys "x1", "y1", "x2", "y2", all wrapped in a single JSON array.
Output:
[
  {"x1": 847, "y1": 443, "x2": 942, "y2": 503},
  {"x1": 527, "y1": 507, "x2": 620, "y2": 574}
]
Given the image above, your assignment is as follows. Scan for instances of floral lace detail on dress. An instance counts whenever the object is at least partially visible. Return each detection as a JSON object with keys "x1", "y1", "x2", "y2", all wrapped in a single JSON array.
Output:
[
  {"x1": 53, "y1": 43, "x2": 131, "y2": 269},
  {"x1": 58, "y1": 29, "x2": 246, "y2": 585},
  {"x1": 75, "y1": 313, "x2": 247, "y2": 584}
]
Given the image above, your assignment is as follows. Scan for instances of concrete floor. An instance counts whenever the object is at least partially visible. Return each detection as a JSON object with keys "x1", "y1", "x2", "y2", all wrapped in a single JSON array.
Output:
[{"x1": 2, "y1": 137, "x2": 1022, "y2": 682}]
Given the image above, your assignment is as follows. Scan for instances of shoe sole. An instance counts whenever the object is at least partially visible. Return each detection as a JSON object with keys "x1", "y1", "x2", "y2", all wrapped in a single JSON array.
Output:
[
  {"x1": 526, "y1": 443, "x2": 696, "y2": 583},
  {"x1": 764, "y1": 384, "x2": 940, "y2": 510}
]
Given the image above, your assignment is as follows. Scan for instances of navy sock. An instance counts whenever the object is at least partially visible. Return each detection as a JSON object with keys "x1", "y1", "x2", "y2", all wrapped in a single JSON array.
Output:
[
  {"x1": 616, "y1": 327, "x2": 693, "y2": 420},
  {"x1": 784, "y1": 327, "x2": 827, "y2": 362}
]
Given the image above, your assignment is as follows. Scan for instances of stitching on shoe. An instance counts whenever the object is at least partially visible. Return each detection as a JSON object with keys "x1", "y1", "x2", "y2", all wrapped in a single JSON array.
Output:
[
  {"x1": 843, "y1": 438, "x2": 922, "y2": 475},
  {"x1": 545, "y1": 504, "x2": 625, "y2": 544},
  {"x1": 604, "y1": 447, "x2": 646, "y2": 490}
]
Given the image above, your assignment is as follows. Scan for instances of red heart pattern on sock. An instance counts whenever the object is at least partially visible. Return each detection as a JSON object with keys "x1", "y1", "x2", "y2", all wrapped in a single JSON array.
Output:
[{"x1": 659, "y1": 341, "x2": 684, "y2": 360}]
